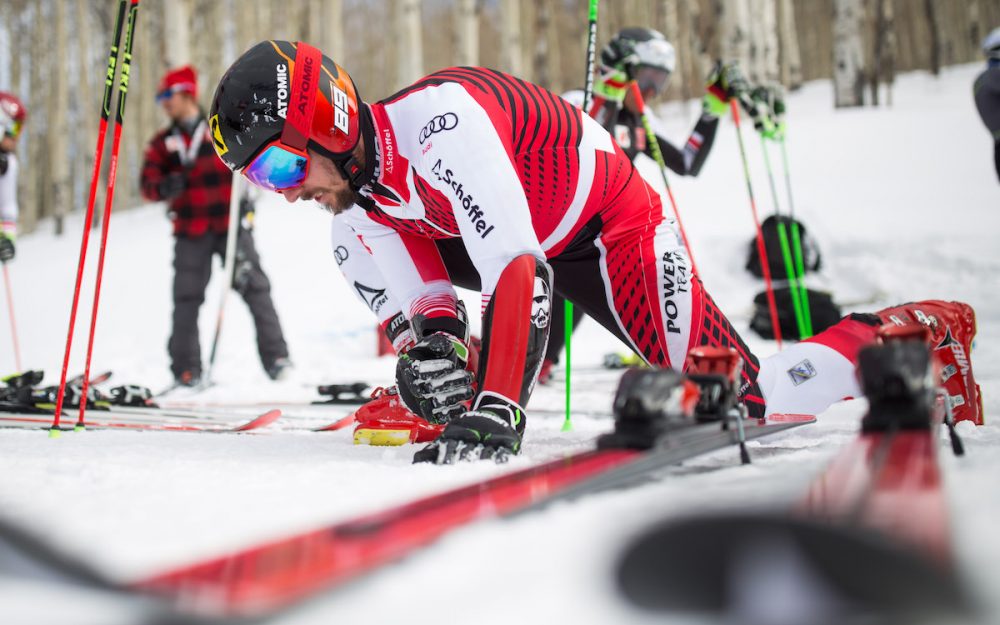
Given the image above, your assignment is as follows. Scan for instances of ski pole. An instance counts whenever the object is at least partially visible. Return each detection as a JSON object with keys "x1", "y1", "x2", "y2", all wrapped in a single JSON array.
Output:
[
  {"x1": 730, "y1": 99, "x2": 782, "y2": 348},
  {"x1": 51, "y1": 0, "x2": 131, "y2": 435},
  {"x1": 204, "y1": 175, "x2": 243, "y2": 386},
  {"x1": 563, "y1": 0, "x2": 600, "y2": 432},
  {"x1": 759, "y1": 136, "x2": 806, "y2": 339},
  {"x1": 72, "y1": 0, "x2": 141, "y2": 432},
  {"x1": 780, "y1": 136, "x2": 813, "y2": 336},
  {"x1": 630, "y1": 82, "x2": 699, "y2": 276},
  {"x1": 2, "y1": 263, "x2": 21, "y2": 372}
]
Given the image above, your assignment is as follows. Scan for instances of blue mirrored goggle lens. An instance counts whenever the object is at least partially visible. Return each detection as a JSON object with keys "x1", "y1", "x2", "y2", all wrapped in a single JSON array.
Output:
[{"x1": 243, "y1": 145, "x2": 308, "y2": 192}]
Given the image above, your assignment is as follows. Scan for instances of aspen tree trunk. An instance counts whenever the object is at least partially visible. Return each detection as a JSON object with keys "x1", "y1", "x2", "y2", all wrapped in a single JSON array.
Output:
[
  {"x1": 924, "y1": 0, "x2": 941, "y2": 75},
  {"x1": 777, "y1": 0, "x2": 803, "y2": 88},
  {"x1": 532, "y1": 0, "x2": 552, "y2": 90},
  {"x1": 455, "y1": 0, "x2": 479, "y2": 67},
  {"x1": 833, "y1": 0, "x2": 865, "y2": 107},
  {"x1": 26, "y1": 1, "x2": 47, "y2": 234},
  {"x1": 50, "y1": 0, "x2": 69, "y2": 233},
  {"x1": 659, "y1": 0, "x2": 687, "y2": 100},
  {"x1": 397, "y1": 0, "x2": 424, "y2": 87},
  {"x1": 321, "y1": 0, "x2": 345, "y2": 62},
  {"x1": 871, "y1": 0, "x2": 896, "y2": 107},
  {"x1": 76, "y1": 0, "x2": 96, "y2": 219},
  {"x1": 748, "y1": 0, "x2": 780, "y2": 83},
  {"x1": 500, "y1": 0, "x2": 523, "y2": 77},
  {"x1": 717, "y1": 0, "x2": 752, "y2": 68},
  {"x1": 164, "y1": 0, "x2": 192, "y2": 67}
]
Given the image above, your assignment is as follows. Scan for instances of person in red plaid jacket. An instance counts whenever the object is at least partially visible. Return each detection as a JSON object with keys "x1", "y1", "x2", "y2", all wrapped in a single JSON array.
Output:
[{"x1": 140, "y1": 66, "x2": 290, "y2": 386}]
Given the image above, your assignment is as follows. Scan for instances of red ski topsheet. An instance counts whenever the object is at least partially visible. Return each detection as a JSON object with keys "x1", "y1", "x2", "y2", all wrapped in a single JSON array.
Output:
[
  {"x1": 133, "y1": 448, "x2": 637, "y2": 616},
  {"x1": 799, "y1": 429, "x2": 950, "y2": 564}
]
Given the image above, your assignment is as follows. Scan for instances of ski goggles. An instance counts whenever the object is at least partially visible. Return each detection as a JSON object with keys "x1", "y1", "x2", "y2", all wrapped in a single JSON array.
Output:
[
  {"x1": 242, "y1": 142, "x2": 310, "y2": 192},
  {"x1": 635, "y1": 66, "x2": 671, "y2": 97}
]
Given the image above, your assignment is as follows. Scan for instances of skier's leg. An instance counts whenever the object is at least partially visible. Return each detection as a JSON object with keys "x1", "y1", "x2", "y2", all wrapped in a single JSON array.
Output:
[
  {"x1": 756, "y1": 301, "x2": 982, "y2": 424},
  {"x1": 230, "y1": 229, "x2": 290, "y2": 372},
  {"x1": 169, "y1": 235, "x2": 214, "y2": 381}
]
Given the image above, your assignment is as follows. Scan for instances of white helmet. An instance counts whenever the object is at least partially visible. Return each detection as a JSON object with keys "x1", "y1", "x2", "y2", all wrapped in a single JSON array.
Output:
[{"x1": 983, "y1": 26, "x2": 1000, "y2": 60}]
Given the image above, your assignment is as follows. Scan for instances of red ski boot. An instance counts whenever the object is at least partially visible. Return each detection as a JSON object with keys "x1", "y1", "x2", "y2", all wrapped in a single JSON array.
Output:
[
  {"x1": 350, "y1": 386, "x2": 445, "y2": 446},
  {"x1": 876, "y1": 301, "x2": 983, "y2": 425}
]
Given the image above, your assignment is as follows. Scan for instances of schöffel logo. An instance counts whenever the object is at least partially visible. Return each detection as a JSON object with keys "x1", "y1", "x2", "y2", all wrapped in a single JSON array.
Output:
[
  {"x1": 787, "y1": 359, "x2": 817, "y2": 386},
  {"x1": 419, "y1": 113, "x2": 458, "y2": 144}
]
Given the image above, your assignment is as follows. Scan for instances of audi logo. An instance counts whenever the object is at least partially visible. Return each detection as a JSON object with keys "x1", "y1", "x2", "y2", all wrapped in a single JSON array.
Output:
[
  {"x1": 334, "y1": 245, "x2": 349, "y2": 265},
  {"x1": 418, "y1": 112, "x2": 459, "y2": 144}
]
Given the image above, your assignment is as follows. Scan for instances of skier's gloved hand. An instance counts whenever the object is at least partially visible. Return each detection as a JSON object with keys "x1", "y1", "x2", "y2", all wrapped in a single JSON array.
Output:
[
  {"x1": 231, "y1": 245, "x2": 253, "y2": 293},
  {"x1": 396, "y1": 332, "x2": 474, "y2": 424},
  {"x1": 0, "y1": 232, "x2": 15, "y2": 263},
  {"x1": 594, "y1": 67, "x2": 631, "y2": 106},
  {"x1": 413, "y1": 404, "x2": 523, "y2": 465},
  {"x1": 238, "y1": 196, "x2": 255, "y2": 231},
  {"x1": 703, "y1": 61, "x2": 749, "y2": 117},
  {"x1": 158, "y1": 172, "x2": 187, "y2": 200},
  {"x1": 750, "y1": 85, "x2": 786, "y2": 140}
]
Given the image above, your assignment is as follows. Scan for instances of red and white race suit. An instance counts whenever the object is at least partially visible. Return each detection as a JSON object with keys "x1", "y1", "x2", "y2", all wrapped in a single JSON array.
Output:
[{"x1": 332, "y1": 67, "x2": 969, "y2": 423}]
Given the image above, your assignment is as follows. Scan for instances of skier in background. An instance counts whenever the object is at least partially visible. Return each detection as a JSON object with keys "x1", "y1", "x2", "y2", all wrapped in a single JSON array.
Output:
[
  {"x1": 0, "y1": 92, "x2": 26, "y2": 265},
  {"x1": 210, "y1": 40, "x2": 982, "y2": 465},
  {"x1": 544, "y1": 28, "x2": 757, "y2": 382},
  {"x1": 140, "y1": 66, "x2": 291, "y2": 387},
  {"x1": 975, "y1": 26, "x2": 1000, "y2": 183}
]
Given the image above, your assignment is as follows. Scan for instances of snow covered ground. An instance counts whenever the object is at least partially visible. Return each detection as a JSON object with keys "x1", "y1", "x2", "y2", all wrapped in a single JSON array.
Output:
[{"x1": 1, "y1": 63, "x2": 999, "y2": 625}]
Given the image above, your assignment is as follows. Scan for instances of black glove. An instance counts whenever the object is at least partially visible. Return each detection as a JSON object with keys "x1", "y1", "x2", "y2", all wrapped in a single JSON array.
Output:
[
  {"x1": 0, "y1": 233, "x2": 14, "y2": 263},
  {"x1": 238, "y1": 197, "x2": 255, "y2": 231},
  {"x1": 231, "y1": 244, "x2": 253, "y2": 292},
  {"x1": 750, "y1": 85, "x2": 786, "y2": 139},
  {"x1": 703, "y1": 61, "x2": 750, "y2": 116},
  {"x1": 158, "y1": 172, "x2": 187, "y2": 200},
  {"x1": 413, "y1": 408, "x2": 522, "y2": 464},
  {"x1": 396, "y1": 332, "x2": 474, "y2": 424}
]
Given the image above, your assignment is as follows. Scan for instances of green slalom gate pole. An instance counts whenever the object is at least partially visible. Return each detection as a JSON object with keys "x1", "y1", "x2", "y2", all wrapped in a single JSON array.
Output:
[
  {"x1": 780, "y1": 137, "x2": 813, "y2": 336},
  {"x1": 562, "y1": 0, "x2": 600, "y2": 432},
  {"x1": 759, "y1": 137, "x2": 806, "y2": 339}
]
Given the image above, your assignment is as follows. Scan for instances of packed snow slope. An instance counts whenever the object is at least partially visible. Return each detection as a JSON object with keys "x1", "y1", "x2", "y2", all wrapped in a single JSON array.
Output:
[{"x1": 1, "y1": 64, "x2": 998, "y2": 625}]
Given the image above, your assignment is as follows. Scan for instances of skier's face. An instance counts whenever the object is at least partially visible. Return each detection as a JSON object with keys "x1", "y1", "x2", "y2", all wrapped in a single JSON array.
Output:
[{"x1": 279, "y1": 149, "x2": 358, "y2": 215}]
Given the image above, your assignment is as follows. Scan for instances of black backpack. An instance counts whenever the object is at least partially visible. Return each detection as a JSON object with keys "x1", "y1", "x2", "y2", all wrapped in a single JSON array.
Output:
[
  {"x1": 749, "y1": 287, "x2": 843, "y2": 340},
  {"x1": 745, "y1": 215, "x2": 821, "y2": 279}
]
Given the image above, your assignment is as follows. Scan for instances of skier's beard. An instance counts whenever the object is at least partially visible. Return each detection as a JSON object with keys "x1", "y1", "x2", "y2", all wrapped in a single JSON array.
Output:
[{"x1": 319, "y1": 186, "x2": 359, "y2": 215}]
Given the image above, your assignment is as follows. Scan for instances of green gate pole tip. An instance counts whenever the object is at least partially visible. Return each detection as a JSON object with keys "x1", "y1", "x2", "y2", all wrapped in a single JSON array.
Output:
[
  {"x1": 74, "y1": 423, "x2": 86, "y2": 432},
  {"x1": 48, "y1": 427, "x2": 62, "y2": 439},
  {"x1": 563, "y1": 300, "x2": 573, "y2": 432}
]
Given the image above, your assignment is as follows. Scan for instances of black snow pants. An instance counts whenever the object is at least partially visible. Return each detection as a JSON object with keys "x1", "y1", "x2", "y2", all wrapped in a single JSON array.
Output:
[{"x1": 169, "y1": 230, "x2": 288, "y2": 378}]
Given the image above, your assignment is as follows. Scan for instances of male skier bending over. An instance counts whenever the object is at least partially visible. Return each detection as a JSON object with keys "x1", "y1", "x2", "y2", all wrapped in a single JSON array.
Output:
[{"x1": 210, "y1": 41, "x2": 982, "y2": 464}]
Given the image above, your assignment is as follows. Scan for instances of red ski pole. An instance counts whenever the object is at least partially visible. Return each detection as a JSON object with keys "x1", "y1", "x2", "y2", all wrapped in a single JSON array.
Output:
[
  {"x1": 2, "y1": 263, "x2": 21, "y2": 372},
  {"x1": 730, "y1": 98, "x2": 782, "y2": 348},
  {"x1": 74, "y1": 0, "x2": 142, "y2": 431},
  {"x1": 51, "y1": 0, "x2": 133, "y2": 434}
]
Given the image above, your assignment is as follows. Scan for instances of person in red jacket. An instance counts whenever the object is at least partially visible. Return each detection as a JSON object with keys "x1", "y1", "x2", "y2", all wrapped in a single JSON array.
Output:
[
  {"x1": 210, "y1": 41, "x2": 982, "y2": 464},
  {"x1": 141, "y1": 66, "x2": 290, "y2": 386}
]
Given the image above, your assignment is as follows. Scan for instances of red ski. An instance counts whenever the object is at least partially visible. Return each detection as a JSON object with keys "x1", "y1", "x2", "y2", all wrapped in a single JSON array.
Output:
[
  {"x1": 0, "y1": 408, "x2": 281, "y2": 434},
  {"x1": 616, "y1": 334, "x2": 971, "y2": 621},
  {"x1": 131, "y1": 358, "x2": 815, "y2": 619}
]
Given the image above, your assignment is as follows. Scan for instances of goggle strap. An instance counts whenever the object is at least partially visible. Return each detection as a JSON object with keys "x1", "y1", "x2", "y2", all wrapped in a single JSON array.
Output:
[{"x1": 281, "y1": 42, "x2": 322, "y2": 151}]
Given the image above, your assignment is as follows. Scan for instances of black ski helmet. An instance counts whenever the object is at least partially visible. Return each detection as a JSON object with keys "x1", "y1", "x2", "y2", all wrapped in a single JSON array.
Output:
[
  {"x1": 209, "y1": 40, "x2": 375, "y2": 190},
  {"x1": 601, "y1": 27, "x2": 676, "y2": 78}
]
